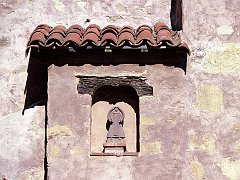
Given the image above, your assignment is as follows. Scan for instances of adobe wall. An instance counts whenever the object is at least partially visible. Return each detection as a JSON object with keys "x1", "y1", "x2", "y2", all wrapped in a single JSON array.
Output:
[{"x1": 0, "y1": 0, "x2": 240, "y2": 179}]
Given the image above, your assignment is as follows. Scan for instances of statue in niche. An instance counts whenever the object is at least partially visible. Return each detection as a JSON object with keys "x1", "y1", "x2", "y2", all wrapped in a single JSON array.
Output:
[
  {"x1": 103, "y1": 107, "x2": 126, "y2": 153},
  {"x1": 106, "y1": 107, "x2": 125, "y2": 140}
]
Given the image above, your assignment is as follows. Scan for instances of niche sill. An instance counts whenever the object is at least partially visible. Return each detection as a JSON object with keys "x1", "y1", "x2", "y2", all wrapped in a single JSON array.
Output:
[{"x1": 90, "y1": 152, "x2": 138, "y2": 157}]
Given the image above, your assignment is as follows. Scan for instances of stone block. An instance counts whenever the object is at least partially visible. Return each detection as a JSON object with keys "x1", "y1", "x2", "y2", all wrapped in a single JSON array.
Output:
[
  {"x1": 195, "y1": 84, "x2": 223, "y2": 112},
  {"x1": 206, "y1": 43, "x2": 240, "y2": 73},
  {"x1": 141, "y1": 142, "x2": 162, "y2": 154},
  {"x1": 190, "y1": 158, "x2": 204, "y2": 180}
]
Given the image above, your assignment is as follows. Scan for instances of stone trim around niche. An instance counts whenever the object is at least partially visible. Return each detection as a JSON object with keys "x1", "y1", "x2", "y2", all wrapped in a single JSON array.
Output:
[{"x1": 76, "y1": 76, "x2": 153, "y2": 97}]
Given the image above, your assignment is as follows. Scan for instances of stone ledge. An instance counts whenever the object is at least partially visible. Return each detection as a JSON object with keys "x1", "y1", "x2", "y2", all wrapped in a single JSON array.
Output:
[{"x1": 90, "y1": 152, "x2": 138, "y2": 157}]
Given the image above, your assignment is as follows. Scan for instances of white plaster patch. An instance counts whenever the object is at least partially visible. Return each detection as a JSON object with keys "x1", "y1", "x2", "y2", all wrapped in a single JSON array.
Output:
[
  {"x1": 53, "y1": 0, "x2": 65, "y2": 12},
  {"x1": 217, "y1": 25, "x2": 234, "y2": 35},
  {"x1": 76, "y1": 1, "x2": 86, "y2": 9},
  {"x1": 205, "y1": 43, "x2": 240, "y2": 73},
  {"x1": 0, "y1": 110, "x2": 34, "y2": 160},
  {"x1": 92, "y1": 1, "x2": 106, "y2": 14},
  {"x1": 0, "y1": 108, "x2": 44, "y2": 179},
  {"x1": 219, "y1": 158, "x2": 240, "y2": 180}
]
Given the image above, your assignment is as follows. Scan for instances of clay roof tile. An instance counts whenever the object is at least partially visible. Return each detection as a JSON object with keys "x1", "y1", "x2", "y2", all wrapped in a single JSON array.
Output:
[
  {"x1": 68, "y1": 24, "x2": 84, "y2": 32},
  {"x1": 118, "y1": 31, "x2": 135, "y2": 46},
  {"x1": 136, "y1": 29, "x2": 154, "y2": 46},
  {"x1": 28, "y1": 31, "x2": 46, "y2": 46},
  {"x1": 84, "y1": 28, "x2": 100, "y2": 36},
  {"x1": 156, "y1": 29, "x2": 173, "y2": 45},
  {"x1": 100, "y1": 32, "x2": 118, "y2": 46},
  {"x1": 67, "y1": 24, "x2": 84, "y2": 36},
  {"x1": 51, "y1": 25, "x2": 67, "y2": 36},
  {"x1": 101, "y1": 25, "x2": 119, "y2": 35},
  {"x1": 136, "y1": 25, "x2": 152, "y2": 34},
  {"x1": 154, "y1": 22, "x2": 169, "y2": 32},
  {"x1": 35, "y1": 24, "x2": 52, "y2": 32},
  {"x1": 81, "y1": 32, "x2": 99, "y2": 46},
  {"x1": 46, "y1": 32, "x2": 64, "y2": 47},
  {"x1": 26, "y1": 22, "x2": 190, "y2": 54},
  {"x1": 85, "y1": 24, "x2": 101, "y2": 32},
  {"x1": 179, "y1": 41, "x2": 190, "y2": 54},
  {"x1": 63, "y1": 32, "x2": 82, "y2": 46},
  {"x1": 66, "y1": 28, "x2": 83, "y2": 37}
]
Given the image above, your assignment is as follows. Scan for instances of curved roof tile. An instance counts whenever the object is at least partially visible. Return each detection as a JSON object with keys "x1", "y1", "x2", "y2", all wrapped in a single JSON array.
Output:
[
  {"x1": 35, "y1": 24, "x2": 52, "y2": 32},
  {"x1": 120, "y1": 26, "x2": 135, "y2": 34},
  {"x1": 28, "y1": 32, "x2": 46, "y2": 46},
  {"x1": 66, "y1": 28, "x2": 83, "y2": 37},
  {"x1": 156, "y1": 29, "x2": 173, "y2": 45},
  {"x1": 136, "y1": 25, "x2": 152, "y2": 33},
  {"x1": 101, "y1": 25, "x2": 119, "y2": 35},
  {"x1": 26, "y1": 22, "x2": 190, "y2": 54},
  {"x1": 100, "y1": 32, "x2": 118, "y2": 46},
  {"x1": 84, "y1": 28, "x2": 100, "y2": 36},
  {"x1": 63, "y1": 32, "x2": 82, "y2": 46},
  {"x1": 46, "y1": 32, "x2": 64, "y2": 46},
  {"x1": 85, "y1": 24, "x2": 100, "y2": 32},
  {"x1": 136, "y1": 29, "x2": 154, "y2": 46},
  {"x1": 68, "y1": 24, "x2": 84, "y2": 32},
  {"x1": 51, "y1": 25, "x2": 67, "y2": 36},
  {"x1": 33, "y1": 29, "x2": 50, "y2": 37},
  {"x1": 179, "y1": 42, "x2": 190, "y2": 54},
  {"x1": 118, "y1": 31, "x2": 135, "y2": 46},
  {"x1": 27, "y1": 28, "x2": 49, "y2": 46},
  {"x1": 154, "y1": 22, "x2": 169, "y2": 32},
  {"x1": 81, "y1": 32, "x2": 99, "y2": 46}
]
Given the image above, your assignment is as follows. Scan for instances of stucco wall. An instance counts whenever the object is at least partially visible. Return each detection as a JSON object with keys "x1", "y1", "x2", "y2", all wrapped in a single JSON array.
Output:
[{"x1": 0, "y1": 0, "x2": 240, "y2": 179}]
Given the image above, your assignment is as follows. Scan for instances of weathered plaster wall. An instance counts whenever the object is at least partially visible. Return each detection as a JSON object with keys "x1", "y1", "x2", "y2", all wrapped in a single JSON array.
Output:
[{"x1": 0, "y1": 0, "x2": 240, "y2": 179}]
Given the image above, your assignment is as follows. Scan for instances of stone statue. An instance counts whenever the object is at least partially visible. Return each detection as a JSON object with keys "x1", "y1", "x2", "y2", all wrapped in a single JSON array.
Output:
[{"x1": 106, "y1": 107, "x2": 125, "y2": 139}]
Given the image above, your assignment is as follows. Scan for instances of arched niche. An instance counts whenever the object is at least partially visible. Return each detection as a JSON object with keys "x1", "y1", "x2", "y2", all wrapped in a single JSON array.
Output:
[{"x1": 91, "y1": 85, "x2": 139, "y2": 154}]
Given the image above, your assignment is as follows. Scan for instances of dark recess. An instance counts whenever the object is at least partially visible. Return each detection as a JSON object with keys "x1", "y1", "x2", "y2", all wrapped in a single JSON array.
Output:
[
  {"x1": 171, "y1": 0, "x2": 183, "y2": 31},
  {"x1": 92, "y1": 85, "x2": 140, "y2": 152}
]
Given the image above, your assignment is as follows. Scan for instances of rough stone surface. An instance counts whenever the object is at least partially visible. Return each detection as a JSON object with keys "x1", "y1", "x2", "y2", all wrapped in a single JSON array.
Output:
[
  {"x1": 0, "y1": 0, "x2": 240, "y2": 179},
  {"x1": 77, "y1": 76, "x2": 153, "y2": 96},
  {"x1": 0, "y1": 108, "x2": 44, "y2": 180}
]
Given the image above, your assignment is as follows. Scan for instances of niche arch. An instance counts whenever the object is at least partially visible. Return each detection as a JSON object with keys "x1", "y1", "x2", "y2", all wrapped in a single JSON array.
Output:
[{"x1": 91, "y1": 85, "x2": 139, "y2": 154}]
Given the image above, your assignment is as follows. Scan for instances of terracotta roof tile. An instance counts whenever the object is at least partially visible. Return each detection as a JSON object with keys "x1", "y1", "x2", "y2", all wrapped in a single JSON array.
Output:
[
  {"x1": 154, "y1": 22, "x2": 169, "y2": 32},
  {"x1": 156, "y1": 29, "x2": 173, "y2": 44},
  {"x1": 66, "y1": 28, "x2": 83, "y2": 36},
  {"x1": 35, "y1": 24, "x2": 52, "y2": 32},
  {"x1": 52, "y1": 25, "x2": 67, "y2": 34},
  {"x1": 101, "y1": 25, "x2": 119, "y2": 35},
  {"x1": 26, "y1": 22, "x2": 190, "y2": 55},
  {"x1": 29, "y1": 31, "x2": 46, "y2": 46},
  {"x1": 85, "y1": 24, "x2": 100, "y2": 32},
  {"x1": 46, "y1": 32, "x2": 64, "y2": 46},
  {"x1": 136, "y1": 25, "x2": 153, "y2": 34},
  {"x1": 179, "y1": 41, "x2": 190, "y2": 53},
  {"x1": 84, "y1": 28, "x2": 100, "y2": 36},
  {"x1": 118, "y1": 31, "x2": 135, "y2": 46},
  {"x1": 120, "y1": 26, "x2": 135, "y2": 34},
  {"x1": 81, "y1": 32, "x2": 99, "y2": 46},
  {"x1": 33, "y1": 29, "x2": 50, "y2": 37},
  {"x1": 63, "y1": 32, "x2": 82, "y2": 46},
  {"x1": 136, "y1": 29, "x2": 155, "y2": 46},
  {"x1": 68, "y1": 24, "x2": 84, "y2": 32},
  {"x1": 100, "y1": 32, "x2": 118, "y2": 46}
]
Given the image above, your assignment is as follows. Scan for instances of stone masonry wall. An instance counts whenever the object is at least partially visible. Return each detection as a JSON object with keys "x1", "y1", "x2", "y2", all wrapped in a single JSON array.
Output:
[{"x1": 0, "y1": 0, "x2": 240, "y2": 179}]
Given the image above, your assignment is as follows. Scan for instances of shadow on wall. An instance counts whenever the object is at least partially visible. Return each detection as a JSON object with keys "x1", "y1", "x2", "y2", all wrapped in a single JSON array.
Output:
[{"x1": 23, "y1": 48, "x2": 187, "y2": 113}]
